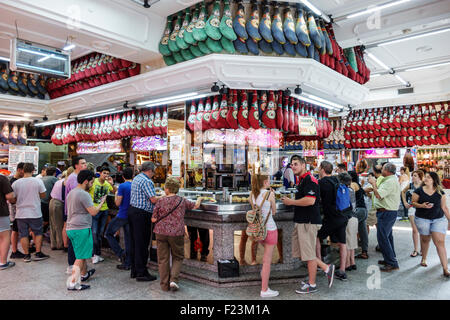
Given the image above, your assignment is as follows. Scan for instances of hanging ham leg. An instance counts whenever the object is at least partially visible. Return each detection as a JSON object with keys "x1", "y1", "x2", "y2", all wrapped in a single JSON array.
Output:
[
  {"x1": 276, "y1": 90, "x2": 284, "y2": 130},
  {"x1": 261, "y1": 90, "x2": 277, "y2": 129},
  {"x1": 248, "y1": 90, "x2": 260, "y2": 130},
  {"x1": 237, "y1": 89, "x2": 250, "y2": 129}
]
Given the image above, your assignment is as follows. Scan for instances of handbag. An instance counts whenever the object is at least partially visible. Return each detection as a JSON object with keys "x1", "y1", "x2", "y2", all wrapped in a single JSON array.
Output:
[
  {"x1": 246, "y1": 191, "x2": 272, "y2": 241},
  {"x1": 153, "y1": 197, "x2": 183, "y2": 225}
]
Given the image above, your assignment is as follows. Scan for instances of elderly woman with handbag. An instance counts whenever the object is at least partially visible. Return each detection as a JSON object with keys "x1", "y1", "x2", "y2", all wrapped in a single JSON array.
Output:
[{"x1": 151, "y1": 176, "x2": 203, "y2": 291}]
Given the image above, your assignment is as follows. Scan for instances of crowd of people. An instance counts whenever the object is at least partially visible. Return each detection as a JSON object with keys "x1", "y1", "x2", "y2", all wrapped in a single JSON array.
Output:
[{"x1": 0, "y1": 155, "x2": 449, "y2": 296}]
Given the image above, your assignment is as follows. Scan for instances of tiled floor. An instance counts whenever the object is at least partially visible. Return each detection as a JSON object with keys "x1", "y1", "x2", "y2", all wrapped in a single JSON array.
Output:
[{"x1": 1, "y1": 220, "x2": 449, "y2": 300}]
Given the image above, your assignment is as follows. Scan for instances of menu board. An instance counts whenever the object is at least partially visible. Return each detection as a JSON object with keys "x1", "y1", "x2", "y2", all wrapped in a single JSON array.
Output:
[
  {"x1": 0, "y1": 145, "x2": 9, "y2": 165},
  {"x1": 8, "y1": 145, "x2": 39, "y2": 174},
  {"x1": 169, "y1": 135, "x2": 182, "y2": 160},
  {"x1": 77, "y1": 140, "x2": 123, "y2": 154},
  {"x1": 191, "y1": 146, "x2": 203, "y2": 165},
  {"x1": 299, "y1": 117, "x2": 318, "y2": 136},
  {"x1": 203, "y1": 128, "x2": 281, "y2": 148},
  {"x1": 131, "y1": 136, "x2": 167, "y2": 152},
  {"x1": 363, "y1": 149, "x2": 400, "y2": 159}
]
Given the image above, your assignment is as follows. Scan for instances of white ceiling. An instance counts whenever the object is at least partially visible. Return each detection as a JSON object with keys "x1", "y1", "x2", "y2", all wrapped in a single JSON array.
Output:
[{"x1": 0, "y1": 0, "x2": 449, "y2": 108}]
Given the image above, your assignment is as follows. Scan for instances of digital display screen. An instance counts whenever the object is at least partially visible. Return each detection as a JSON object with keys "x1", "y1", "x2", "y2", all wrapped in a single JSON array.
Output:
[{"x1": 12, "y1": 39, "x2": 70, "y2": 78}]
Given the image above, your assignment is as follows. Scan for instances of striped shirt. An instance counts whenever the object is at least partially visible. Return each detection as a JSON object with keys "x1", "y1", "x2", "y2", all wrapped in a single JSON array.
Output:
[{"x1": 130, "y1": 173, "x2": 156, "y2": 212}]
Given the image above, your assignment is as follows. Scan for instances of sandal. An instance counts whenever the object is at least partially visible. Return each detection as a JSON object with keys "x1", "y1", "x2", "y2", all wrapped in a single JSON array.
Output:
[
  {"x1": 410, "y1": 251, "x2": 419, "y2": 257},
  {"x1": 420, "y1": 259, "x2": 427, "y2": 267},
  {"x1": 356, "y1": 252, "x2": 369, "y2": 259},
  {"x1": 444, "y1": 270, "x2": 450, "y2": 278}
]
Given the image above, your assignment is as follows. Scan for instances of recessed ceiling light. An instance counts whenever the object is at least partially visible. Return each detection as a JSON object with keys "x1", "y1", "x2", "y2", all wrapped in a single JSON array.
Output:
[
  {"x1": 91, "y1": 40, "x2": 112, "y2": 51},
  {"x1": 416, "y1": 46, "x2": 432, "y2": 53}
]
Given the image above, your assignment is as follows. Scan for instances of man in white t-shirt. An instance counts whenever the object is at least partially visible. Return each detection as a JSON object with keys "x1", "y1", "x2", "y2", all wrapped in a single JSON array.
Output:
[{"x1": 11, "y1": 163, "x2": 49, "y2": 262}]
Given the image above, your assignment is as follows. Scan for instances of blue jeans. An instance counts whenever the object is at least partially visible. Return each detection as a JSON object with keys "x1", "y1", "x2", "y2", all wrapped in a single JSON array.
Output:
[
  {"x1": 105, "y1": 216, "x2": 131, "y2": 266},
  {"x1": 376, "y1": 210, "x2": 399, "y2": 268},
  {"x1": 92, "y1": 210, "x2": 108, "y2": 256}
]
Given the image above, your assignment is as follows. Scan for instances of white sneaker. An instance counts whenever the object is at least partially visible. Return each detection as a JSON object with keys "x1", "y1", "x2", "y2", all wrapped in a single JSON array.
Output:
[
  {"x1": 97, "y1": 256, "x2": 104, "y2": 262},
  {"x1": 92, "y1": 255, "x2": 99, "y2": 264},
  {"x1": 260, "y1": 288, "x2": 279, "y2": 298},
  {"x1": 169, "y1": 281, "x2": 179, "y2": 291},
  {"x1": 66, "y1": 265, "x2": 73, "y2": 274}
]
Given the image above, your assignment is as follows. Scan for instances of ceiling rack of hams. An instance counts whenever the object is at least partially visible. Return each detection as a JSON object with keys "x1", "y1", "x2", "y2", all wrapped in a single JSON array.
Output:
[
  {"x1": 0, "y1": 52, "x2": 140, "y2": 101},
  {"x1": 158, "y1": 0, "x2": 370, "y2": 86},
  {"x1": 344, "y1": 102, "x2": 450, "y2": 150},
  {"x1": 46, "y1": 52, "x2": 140, "y2": 99},
  {"x1": 185, "y1": 89, "x2": 333, "y2": 149},
  {"x1": 50, "y1": 106, "x2": 168, "y2": 146}
]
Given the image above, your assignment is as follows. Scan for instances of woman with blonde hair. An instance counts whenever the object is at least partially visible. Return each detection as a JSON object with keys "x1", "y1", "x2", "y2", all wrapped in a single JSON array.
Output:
[
  {"x1": 250, "y1": 174, "x2": 278, "y2": 298},
  {"x1": 411, "y1": 172, "x2": 450, "y2": 277},
  {"x1": 401, "y1": 170, "x2": 424, "y2": 257}
]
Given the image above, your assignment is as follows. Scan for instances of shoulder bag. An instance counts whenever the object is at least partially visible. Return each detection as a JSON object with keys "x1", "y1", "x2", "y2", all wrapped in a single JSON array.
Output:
[{"x1": 246, "y1": 191, "x2": 272, "y2": 241}]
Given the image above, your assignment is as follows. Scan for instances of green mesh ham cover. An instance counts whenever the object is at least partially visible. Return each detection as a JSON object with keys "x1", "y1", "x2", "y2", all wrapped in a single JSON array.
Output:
[
  {"x1": 205, "y1": 0, "x2": 222, "y2": 40},
  {"x1": 193, "y1": 1, "x2": 208, "y2": 42},
  {"x1": 159, "y1": 15, "x2": 173, "y2": 56},
  {"x1": 220, "y1": 0, "x2": 237, "y2": 41}
]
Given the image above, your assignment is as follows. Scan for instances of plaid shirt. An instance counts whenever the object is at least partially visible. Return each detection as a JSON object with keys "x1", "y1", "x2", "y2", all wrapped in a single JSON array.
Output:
[{"x1": 130, "y1": 173, "x2": 156, "y2": 212}]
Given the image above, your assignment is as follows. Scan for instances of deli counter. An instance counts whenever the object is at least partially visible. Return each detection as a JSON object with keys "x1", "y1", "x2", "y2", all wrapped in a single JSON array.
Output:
[{"x1": 176, "y1": 187, "x2": 304, "y2": 286}]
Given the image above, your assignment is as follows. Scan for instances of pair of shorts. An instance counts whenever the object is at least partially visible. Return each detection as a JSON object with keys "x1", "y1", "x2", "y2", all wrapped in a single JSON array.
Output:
[
  {"x1": 318, "y1": 218, "x2": 348, "y2": 244},
  {"x1": 259, "y1": 229, "x2": 278, "y2": 246},
  {"x1": 366, "y1": 209, "x2": 377, "y2": 226},
  {"x1": 0, "y1": 216, "x2": 10, "y2": 232},
  {"x1": 292, "y1": 223, "x2": 320, "y2": 262},
  {"x1": 11, "y1": 219, "x2": 18, "y2": 232},
  {"x1": 16, "y1": 218, "x2": 43, "y2": 238},
  {"x1": 66, "y1": 228, "x2": 93, "y2": 260},
  {"x1": 415, "y1": 216, "x2": 448, "y2": 236},
  {"x1": 408, "y1": 207, "x2": 416, "y2": 217},
  {"x1": 345, "y1": 217, "x2": 358, "y2": 250}
]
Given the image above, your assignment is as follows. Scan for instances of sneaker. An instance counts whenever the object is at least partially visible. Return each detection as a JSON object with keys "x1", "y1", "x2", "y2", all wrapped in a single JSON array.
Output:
[
  {"x1": 335, "y1": 270, "x2": 348, "y2": 281},
  {"x1": 81, "y1": 269, "x2": 96, "y2": 282},
  {"x1": 68, "y1": 284, "x2": 90, "y2": 291},
  {"x1": 92, "y1": 255, "x2": 104, "y2": 264},
  {"x1": 260, "y1": 288, "x2": 279, "y2": 298},
  {"x1": 10, "y1": 251, "x2": 26, "y2": 259},
  {"x1": 170, "y1": 281, "x2": 180, "y2": 291},
  {"x1": 0, "y1": 261, "x2": 15, "y2": 270},
  {"x1": 295, "y1": 283, "x2": 318, "y2": 294},
  {"x1": 23, "y1": 254, "x2": 32, "y2": 263},
  {"x1": 34, "y1": 252, "x2": 50, "y2": 261},
  {"x1": 325, "y1": 264, "x2": 335, "y2": 288},
  {"x1": 66, "y1": 265, "x2": 73, "y2": 275}
]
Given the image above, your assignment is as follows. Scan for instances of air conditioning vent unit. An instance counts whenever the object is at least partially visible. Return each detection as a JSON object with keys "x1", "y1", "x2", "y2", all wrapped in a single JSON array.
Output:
[
  {"x1": 10, "y1": 38, "x2": 71, "y2": 79},
  {"x1": 398, "y1": 87, "x2": 414, "y2": 95}
]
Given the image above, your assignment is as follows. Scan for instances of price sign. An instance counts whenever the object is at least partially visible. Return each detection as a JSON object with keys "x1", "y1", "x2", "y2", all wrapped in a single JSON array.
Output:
[{"x1": 299, "y1": 117, "x2": 317, "y2": 136}]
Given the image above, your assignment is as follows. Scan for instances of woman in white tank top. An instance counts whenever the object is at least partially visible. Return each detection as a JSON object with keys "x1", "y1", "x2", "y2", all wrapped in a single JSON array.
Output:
[{"x1": 250, "y1": 174, "x2": 278, "y2": 298}]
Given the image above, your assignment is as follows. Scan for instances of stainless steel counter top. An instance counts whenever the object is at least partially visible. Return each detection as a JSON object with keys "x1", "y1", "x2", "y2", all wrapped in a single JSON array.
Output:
[{"x1": 193, "y1": 201, "x2": 290, "y2": 214}]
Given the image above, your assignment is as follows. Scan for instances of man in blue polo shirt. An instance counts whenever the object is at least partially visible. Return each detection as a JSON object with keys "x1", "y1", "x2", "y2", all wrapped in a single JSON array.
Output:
[
  {"x1": 128, "y1": 162, "x2": 160, "y2": 282},
  {"x1": 105, "y1": 167, "x2": 134, "y2": 271}
]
